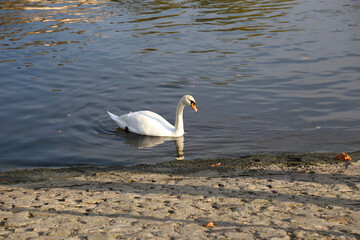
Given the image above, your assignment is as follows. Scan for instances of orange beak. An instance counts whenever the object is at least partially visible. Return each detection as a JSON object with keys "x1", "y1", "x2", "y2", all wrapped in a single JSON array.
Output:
[{"x1": 190, "y1": 102, "x2": 198, "y2": 112}]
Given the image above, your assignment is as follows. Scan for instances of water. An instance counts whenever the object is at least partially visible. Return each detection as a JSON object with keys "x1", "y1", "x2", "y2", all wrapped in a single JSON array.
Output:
[{"x1": 1, "y1": 0, "x2": 359, "y2": 170}]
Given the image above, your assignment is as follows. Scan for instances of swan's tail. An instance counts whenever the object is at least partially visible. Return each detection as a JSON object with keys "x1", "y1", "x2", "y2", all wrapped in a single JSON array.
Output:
[{"x1": 107, "y1": 111, "x2": 119, "y2": 121}]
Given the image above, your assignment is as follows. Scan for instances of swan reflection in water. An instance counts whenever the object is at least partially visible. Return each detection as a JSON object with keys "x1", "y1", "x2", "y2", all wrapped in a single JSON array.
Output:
[{"x1": 118, "y1": 129, "x2": 185, "y2": 160}]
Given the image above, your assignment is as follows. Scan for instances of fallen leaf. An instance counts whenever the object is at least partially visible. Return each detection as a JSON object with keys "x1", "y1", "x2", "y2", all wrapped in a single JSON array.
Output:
[
  {"x1": 66, "y1": 114, "x2": 72, "y2": 117},
  {"x1": 301, "y1": 57, "x2": 311, "y2": 60},
  {"x1": 334, "y1": 153, "x2": 352, "y2": 161},
  {"x1": 202, "y1": 221, "x2": 215, "y2": 228},
  {"x1": 211, "y1": 163, "x2": 222, "y2": 167},
  {"x1": 58, "y1": 130, "x2": 62, "y2": 133}
]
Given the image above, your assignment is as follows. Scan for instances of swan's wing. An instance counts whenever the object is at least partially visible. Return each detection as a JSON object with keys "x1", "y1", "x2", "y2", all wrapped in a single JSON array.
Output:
[
  {"x1": 136, "y1": 111, "x2": 174, "y2": 129},
  {"x1": 108, "y1": 110, "x2": 175, "y2": 136},
  {"x1": 124, "y1": 111, "x2": 175, "y2": 136}
]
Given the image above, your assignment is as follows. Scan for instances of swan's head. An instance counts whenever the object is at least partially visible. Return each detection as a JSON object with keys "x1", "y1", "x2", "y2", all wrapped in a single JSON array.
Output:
[{"x1": 182, "y1": 95, "x2": 198, "y2": 113}]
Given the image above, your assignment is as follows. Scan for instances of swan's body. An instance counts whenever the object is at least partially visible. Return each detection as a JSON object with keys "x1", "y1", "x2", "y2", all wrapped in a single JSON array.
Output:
[{"x1": 107, "y1": 95, "x2": 197, "y2": 137}]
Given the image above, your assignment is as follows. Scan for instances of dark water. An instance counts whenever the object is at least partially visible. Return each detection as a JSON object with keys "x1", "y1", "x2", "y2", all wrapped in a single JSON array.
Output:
[{"x1": 1, "y1": 0, "x2": 359, "y2": 170}]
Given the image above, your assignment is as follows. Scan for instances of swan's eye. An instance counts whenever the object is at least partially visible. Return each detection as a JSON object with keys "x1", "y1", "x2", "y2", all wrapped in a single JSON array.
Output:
[{"x1": 189, "y1": 100, "x2": 195, "y2": 105}]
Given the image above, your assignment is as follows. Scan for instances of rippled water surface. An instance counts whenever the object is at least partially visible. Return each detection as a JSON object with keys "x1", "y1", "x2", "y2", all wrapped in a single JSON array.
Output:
[{"x1": 1, "y1": 0, "x2": 360, "y2": 169}]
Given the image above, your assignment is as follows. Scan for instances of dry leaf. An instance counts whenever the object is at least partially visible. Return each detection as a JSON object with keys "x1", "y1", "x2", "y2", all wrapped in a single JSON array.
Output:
[
  {"x1": 211, "y1": 163, "x2": 222, "y2": 167},
  {"x1": 201, "y1": 221, "x2": 215, "y2": 228},
  {"x1": 334, "y1": 153, "x2": 352, "y2": 161}
]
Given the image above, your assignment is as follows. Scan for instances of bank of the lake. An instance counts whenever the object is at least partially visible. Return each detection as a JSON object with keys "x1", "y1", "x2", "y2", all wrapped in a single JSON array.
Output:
[{"x1": 1, "y1": 152, "x2": 359, "y2": 239}]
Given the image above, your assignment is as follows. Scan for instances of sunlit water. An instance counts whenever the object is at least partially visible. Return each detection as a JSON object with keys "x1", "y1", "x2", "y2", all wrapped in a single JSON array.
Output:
[{"x1": 1, "y1": 0, "x2": 359, "y2": 170}]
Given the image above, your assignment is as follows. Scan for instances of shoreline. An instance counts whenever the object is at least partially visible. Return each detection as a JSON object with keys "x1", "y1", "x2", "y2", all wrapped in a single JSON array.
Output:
[{"x1": 1, "y1": 152, "x2": 359, "y2": 239}]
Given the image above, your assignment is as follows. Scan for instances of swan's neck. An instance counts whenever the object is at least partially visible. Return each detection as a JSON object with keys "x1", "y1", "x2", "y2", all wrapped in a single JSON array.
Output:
[{"x1": 174, "y1": 101, "x2": 185, "y2": 136}]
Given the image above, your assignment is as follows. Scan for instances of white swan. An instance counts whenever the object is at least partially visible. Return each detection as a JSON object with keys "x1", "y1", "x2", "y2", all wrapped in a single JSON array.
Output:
[{"x1": 107, "y1": 95, "x2": 197, "y2": 137}]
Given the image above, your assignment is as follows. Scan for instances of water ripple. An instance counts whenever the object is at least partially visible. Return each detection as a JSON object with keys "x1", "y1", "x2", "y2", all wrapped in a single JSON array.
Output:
[{"x1": 1, "y1": 0, "x2": 360, "y2": 169}]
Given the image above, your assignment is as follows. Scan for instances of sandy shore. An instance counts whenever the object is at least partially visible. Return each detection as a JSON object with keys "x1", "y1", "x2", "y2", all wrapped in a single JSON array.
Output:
[{"x1": 1, "y1": 152, "x2": 359, "y2": 239}]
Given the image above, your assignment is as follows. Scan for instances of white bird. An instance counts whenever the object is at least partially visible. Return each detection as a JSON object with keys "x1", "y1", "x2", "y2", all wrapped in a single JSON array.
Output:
[{"x1": 107, "y1": 95, "x2": 198, "y2": 137}]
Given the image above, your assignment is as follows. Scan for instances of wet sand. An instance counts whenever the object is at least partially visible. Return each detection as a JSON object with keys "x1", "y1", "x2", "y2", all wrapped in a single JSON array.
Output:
[{"x1": 1, "y1": 152, "x2": 359, "y2": 239}]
